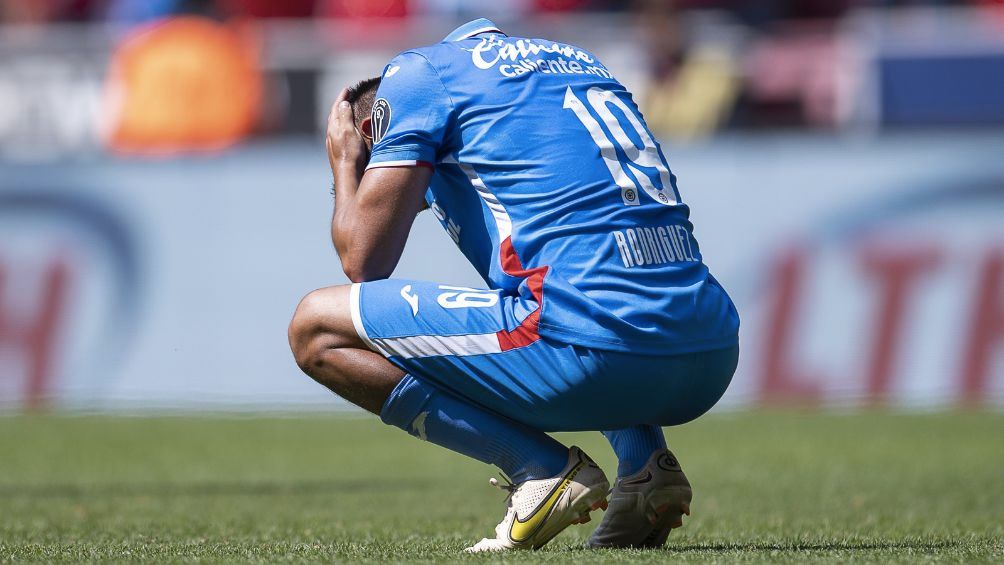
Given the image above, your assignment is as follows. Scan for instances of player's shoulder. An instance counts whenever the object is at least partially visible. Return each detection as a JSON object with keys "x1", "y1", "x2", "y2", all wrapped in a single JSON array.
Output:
[
  {"x1": 384, "y1": 41, "x2": 463, "y2": 70},
  {"x1": 380, "y1": 18, "x2": 506, "y2": 76},
  {"x1": 381, "y1": 47, "x2": 433, "y2": 78}
]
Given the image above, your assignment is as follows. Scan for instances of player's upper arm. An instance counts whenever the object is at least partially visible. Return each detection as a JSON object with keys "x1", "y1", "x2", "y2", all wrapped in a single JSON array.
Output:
[
  {"x1": 366, "y1": 51, "x2": 454, "y2": 170},
  {"x1": 337, "y1": 51, "x2": 452, "y2": 282}
]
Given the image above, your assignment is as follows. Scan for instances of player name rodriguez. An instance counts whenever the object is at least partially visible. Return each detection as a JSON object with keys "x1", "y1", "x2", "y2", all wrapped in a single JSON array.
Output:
[
  {"x1": 467, "y1": 36, "x2": 613, "y2": 79},
  {"x1": 611, "y1": 225, "x2": 698, "y2": 268}
]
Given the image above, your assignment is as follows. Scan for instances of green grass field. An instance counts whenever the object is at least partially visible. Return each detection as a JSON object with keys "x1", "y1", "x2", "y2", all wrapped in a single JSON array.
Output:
[{"x1": 1, "y1": 411, "x2": 1001, "y2": 563}]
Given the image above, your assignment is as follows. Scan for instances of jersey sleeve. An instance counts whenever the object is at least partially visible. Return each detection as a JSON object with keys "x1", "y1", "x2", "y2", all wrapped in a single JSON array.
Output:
[{"x1": 366, "y1": 51, "x2": 453, "y2": 170}]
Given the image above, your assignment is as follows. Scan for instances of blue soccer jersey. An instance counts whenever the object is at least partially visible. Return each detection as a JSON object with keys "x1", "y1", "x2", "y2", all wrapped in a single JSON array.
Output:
[{"x1": 366, "y1": 18, "x2": 740, "y2": 355}]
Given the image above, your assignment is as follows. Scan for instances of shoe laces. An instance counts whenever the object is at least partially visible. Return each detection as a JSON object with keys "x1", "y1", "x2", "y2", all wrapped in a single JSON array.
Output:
[{"x1": 488, "y1": 473, "x2": 517, "y2": 504}]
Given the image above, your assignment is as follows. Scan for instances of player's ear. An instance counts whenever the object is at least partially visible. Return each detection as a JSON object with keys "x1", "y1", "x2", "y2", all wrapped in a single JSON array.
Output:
[{"x1": 360, "y1": 116, "x2": 373, "y2": 140}]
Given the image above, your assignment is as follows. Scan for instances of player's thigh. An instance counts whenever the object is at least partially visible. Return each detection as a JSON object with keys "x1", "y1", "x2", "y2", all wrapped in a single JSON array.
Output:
[
  {"x1": 569, "y1": 344, "x2": 740, "y2": 429},
  {"x1": 442, "y1": 343, "x2": 739, "y2": 431},
  {"x1": 352, "y1": 278, "x2": 575, "y2": 420},
  {"x1": 459, "y1": 343, "x2": 741, "y2": 431},
  {"x1": 354, "y1": 278, "x2": 739, "y2": 430},
  {"x1": 431, "y1": 343, "x2": 741, "y2": 432}
]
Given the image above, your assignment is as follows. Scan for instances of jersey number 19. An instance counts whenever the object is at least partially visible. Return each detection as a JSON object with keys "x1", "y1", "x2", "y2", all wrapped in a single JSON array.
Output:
[{"x1": 563, "y1": 86, "x2": 679, "y2": 207}]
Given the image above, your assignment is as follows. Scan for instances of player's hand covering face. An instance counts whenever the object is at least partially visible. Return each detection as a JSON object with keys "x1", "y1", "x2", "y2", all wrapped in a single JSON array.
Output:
[{"x1": 326, "y1": 88, "x2": 369, "y2": 174}]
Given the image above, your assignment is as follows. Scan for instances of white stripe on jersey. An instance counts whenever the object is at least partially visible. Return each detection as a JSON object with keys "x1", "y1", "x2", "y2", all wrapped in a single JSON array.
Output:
[{"x1": 454, "y1": 160, "x2": 513, "y2": 241}]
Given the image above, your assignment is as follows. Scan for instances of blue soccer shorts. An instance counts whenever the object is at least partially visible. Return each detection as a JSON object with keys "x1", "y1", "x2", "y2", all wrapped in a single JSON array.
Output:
[{"x1": 350, "y1": 279, "x2": 738, "y2": 432}]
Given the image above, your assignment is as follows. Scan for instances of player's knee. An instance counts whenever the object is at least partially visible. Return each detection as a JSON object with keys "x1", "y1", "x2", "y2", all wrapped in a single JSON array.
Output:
[
  {"x1": 288, "y1": 287, "x2": 349, "y2": 373},
  {"x1": 288, "y1": 297, "x2": 314, "y2": 373},
  {"x1": 290, "y1": 333, "x2": 320, "y2": 374}
]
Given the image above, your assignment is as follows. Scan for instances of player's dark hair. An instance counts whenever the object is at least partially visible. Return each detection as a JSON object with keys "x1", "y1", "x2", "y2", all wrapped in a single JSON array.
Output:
[{"x1": 346, "y1": 77, "x2": 381, "y2": 129}]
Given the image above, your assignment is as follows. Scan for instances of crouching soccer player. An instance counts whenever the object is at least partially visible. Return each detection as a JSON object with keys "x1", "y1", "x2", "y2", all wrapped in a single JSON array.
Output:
[{"x1": 288, "y1": 18, "x2": 740, "y2": 552}]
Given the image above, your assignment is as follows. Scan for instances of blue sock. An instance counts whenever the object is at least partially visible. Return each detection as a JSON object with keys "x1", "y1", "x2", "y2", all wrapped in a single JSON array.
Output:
[
  {"x1": 380, "y1": 375, "x2": 568, "y2": 484},
  {"x1": 603, "y1": 425, "x2": 667, "y2": 477}
]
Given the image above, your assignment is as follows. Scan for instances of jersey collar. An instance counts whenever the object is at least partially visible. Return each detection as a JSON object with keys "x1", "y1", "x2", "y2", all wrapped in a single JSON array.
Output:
[{"x1": 443, "y1": 18, "x2": 506, "y2": 42}]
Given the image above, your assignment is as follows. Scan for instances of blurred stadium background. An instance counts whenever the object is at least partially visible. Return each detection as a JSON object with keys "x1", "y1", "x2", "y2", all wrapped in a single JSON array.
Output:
[
  {"x1": 2, "y1": 0, "x2": 1002, "y2": 411},
  {"x1": 2, "y1": 1, "x2": 1003, "y2": 561}
]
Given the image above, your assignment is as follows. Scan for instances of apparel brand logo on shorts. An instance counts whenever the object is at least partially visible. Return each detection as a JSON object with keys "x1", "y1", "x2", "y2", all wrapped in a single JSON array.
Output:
[
  {"x1": 410, "y1": 411, "x2": 428, "y2": 441},
  {"x1": 399, "y1": 284, "x2": 419, "y2": 315},
  {"x1": 371, "y1": 98, "x2": 391, "y2": 143}
]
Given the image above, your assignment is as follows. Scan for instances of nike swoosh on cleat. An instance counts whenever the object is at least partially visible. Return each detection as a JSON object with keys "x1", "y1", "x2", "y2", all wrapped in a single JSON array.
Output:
[
  {"x1": 620, "y1": 470, "x2": 653, "y2": 486},
  {"x1": 508, "y1": 460, "x2": 585, "y2": 543}
]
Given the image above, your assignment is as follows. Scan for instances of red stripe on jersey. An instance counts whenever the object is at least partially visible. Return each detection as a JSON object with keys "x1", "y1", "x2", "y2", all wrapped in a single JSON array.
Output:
[{"x1": 495, "y1": 236, "x2": 548, "y2": 352}]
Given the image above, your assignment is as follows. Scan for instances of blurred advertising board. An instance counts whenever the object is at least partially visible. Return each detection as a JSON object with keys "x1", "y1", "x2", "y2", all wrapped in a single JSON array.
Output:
[
  {"x1": 0, "y1": 16, "x2": 646, "y2": 159},
  {"x1": 1, "y1": 134, "x2": 1002, "y2": 411},
  {"x1": 5, "y1": 8, "x2": 1003, "y2": 160}
]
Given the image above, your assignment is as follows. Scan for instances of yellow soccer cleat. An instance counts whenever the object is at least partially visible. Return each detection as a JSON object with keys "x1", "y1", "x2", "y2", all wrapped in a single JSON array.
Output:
[{"x1": 464, "y1": 446, "x2": 610, "y2": 553}]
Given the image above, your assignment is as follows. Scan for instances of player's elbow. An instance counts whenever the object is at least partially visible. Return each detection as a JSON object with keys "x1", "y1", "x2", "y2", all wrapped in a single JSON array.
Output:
[
  {"x1": 343, "y1": 266, "x2": 368, "y2": 284},
  {"x1": 340, "y1": 254, "x2": 366, "y2": 283},
  {"x1": 340, "y1": 255, "x2": 388, "y2": 283}
]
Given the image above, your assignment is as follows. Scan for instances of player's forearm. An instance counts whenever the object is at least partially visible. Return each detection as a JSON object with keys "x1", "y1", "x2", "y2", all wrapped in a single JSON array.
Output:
[
  {"x1": 330, "y1": 164, "x2": 366, "y2": 276},
  {"x1": 330, "y1": 165, "x2": 432, "y2": 282},
  {"x1": 331, "y1": 221, "x2": 398, "y2": 283},
  {"x1": 331, "y1": 166, "x2": 403, "y2": 282}
]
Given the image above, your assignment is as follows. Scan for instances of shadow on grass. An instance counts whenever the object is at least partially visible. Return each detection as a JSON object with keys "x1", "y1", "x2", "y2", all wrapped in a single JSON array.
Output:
[
  {"x1": 0, "y1": 478, "x2": 435, "y2": 499},
  {"x1": 661, "y1": 540, "x2": 959, "y2": 553},
  {"x1": 559, "y1": 539, "x2": 962, "y2": 555}
]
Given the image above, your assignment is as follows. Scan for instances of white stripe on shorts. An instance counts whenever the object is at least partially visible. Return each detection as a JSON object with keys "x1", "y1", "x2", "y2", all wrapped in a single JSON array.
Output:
[
  {"x1": 369, "y1": 332, "x2": 503, "y2": 359},
  {"x1": 349, "y1": 283, "x2": 379, "y2": 352}
]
